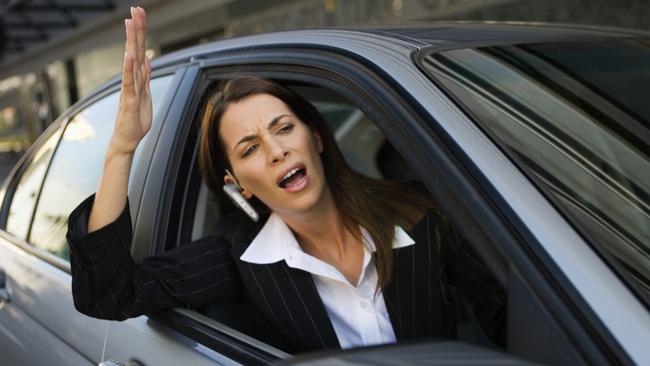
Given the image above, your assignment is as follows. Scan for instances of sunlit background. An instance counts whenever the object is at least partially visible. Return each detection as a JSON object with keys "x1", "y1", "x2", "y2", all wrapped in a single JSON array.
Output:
[{"x1": 0, "y1": 0, "x2": 647, "y2": 176}]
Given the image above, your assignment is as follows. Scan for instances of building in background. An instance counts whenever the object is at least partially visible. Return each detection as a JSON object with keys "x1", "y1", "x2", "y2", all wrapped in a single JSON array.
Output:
[{"x1": 0, "y1": 0, "x2": 648, "y2": 153}]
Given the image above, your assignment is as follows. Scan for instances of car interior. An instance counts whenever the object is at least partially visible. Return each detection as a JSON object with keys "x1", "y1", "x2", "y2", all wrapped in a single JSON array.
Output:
[{"x1": 179, "y1": 81, "x2": 500, "y2": 354}]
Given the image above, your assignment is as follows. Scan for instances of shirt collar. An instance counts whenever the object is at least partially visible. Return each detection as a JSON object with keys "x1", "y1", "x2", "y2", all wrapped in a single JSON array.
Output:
[{"x1": 240, "y1": 212, "x2": 415, "y2": 265}]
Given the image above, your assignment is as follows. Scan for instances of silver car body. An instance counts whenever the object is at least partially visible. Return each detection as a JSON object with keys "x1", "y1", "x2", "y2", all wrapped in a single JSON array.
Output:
[{"x1": 0, "y1": 24, "x2": 648, "y2": 365}]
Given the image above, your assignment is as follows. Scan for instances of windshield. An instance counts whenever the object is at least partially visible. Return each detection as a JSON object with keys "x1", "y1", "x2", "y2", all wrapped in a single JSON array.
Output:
[{"x1": 419, "y1": 38, "x2": 650, "y2": 304}]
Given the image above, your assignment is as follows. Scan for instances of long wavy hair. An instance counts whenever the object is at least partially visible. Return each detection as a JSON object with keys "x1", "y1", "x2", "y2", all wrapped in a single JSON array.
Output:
[{"x1": 198, "y1": 76, "x2": 435, "y2": 290}]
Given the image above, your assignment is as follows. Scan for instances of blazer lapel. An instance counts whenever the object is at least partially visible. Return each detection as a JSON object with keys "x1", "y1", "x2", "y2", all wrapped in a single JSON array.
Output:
[
  {"x1": 226, "y1": 212, "x2": 340, "y2": 352},
  {"x1": 383, "y1": 244, "x2": 416, "y2": 340},
  {"x1": 383, "y1": 211, "x2": 452, "y2": 341}
]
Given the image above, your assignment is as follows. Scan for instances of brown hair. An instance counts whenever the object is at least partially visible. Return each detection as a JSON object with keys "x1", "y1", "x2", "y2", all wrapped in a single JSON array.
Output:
[{"x1": 198, "y1": 76, "x2": 436, "y2": 290}]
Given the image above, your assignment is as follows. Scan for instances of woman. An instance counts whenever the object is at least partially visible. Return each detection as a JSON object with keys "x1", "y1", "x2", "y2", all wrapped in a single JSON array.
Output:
[{"x1": 67, "y1": 7, "x2": 505, "y2": 353}]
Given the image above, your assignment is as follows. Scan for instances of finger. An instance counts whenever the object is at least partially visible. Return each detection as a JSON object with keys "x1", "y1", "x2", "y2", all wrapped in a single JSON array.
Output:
[
  {"x1": 139, "y1": 7, "x2": 147, "y2": 44},
  {"x1": 125, "y1": 18, "x2": 137, "y2": 67},
  {"x1": 133, "y1": 56, "x2": 142, "y2": 95},
  {"x1": 144, "y1": 56, "x2": 151, "y2": 93},
  {"x1": 139, "y1": 51, "x2": 149, "y2": 88},
  {"x1": 121, "y1": 52, "x2": 135, "y2": 100},
  {"x1": 139, "y1": 8, "x2": 148, "y2": 72},
  {"x1": 133, "y1": 7, "x2": 146, "y2": 65},
  {"x1": 138, "y1": 7, "x2": 147, "y2": 27},
  {"x1": 126, "y1": 18, "x2": 144, "y2": 91}
]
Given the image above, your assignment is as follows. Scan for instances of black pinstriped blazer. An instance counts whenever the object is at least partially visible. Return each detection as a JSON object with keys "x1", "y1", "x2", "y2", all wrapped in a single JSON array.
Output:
[{"x1": 67, "y1": 194, "x2": 505, "y2": 353}]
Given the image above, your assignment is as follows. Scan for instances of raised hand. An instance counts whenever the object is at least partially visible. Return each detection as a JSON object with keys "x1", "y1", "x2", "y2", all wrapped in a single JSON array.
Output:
[
  {"x1": 88, "y1": 7, "x2": 152, "y2": 232},
  {"x1": 112, "y1": 6, "x2": 152, "y2": 155}
]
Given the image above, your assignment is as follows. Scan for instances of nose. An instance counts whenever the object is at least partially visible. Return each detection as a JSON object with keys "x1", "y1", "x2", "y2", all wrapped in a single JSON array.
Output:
[{"x1": 267, "y1": 137, "x2": 288, "y2": 164}]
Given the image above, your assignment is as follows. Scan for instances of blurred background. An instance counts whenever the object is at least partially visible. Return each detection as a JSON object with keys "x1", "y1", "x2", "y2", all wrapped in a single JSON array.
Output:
[{"x1": 0, "y1": 0, "x2": 648, "y2": 177}]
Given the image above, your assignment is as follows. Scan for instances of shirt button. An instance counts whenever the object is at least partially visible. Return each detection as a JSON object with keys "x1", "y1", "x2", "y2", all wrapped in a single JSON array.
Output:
[
  {"x1": 359, "y1": 301, "x2": 367, "y2": 309},
  {"x1": 360, "y1": 287, "x2": 370, "y2": 297}
]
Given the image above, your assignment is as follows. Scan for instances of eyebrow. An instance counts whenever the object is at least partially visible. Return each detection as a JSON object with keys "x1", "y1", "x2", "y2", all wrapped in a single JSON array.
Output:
[{"x1": 233, "y1": 114, "x2": 292, "y2": 151}]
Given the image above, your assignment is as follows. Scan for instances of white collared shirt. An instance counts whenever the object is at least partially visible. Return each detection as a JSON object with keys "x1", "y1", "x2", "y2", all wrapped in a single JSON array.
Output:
[{"x1": 240, "y1": 213, "x2": 415, "y2": 349}]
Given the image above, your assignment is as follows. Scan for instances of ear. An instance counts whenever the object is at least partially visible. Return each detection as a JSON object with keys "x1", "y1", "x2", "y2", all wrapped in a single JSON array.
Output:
[
  {"x1": 223, "y1": 173, "x2": 236, "y2": 187},
  {"x1": 313, "y1": 131, "x2": 324, "y2": 154},
  {"x1": 223, "y1": 174, "x2": 254, "y2": 199}
]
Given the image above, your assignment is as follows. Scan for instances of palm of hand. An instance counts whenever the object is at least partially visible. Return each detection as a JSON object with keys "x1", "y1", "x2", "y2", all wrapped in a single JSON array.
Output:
[{"x1": 114, "y1": 7, "x2": 152, "y2": 155}]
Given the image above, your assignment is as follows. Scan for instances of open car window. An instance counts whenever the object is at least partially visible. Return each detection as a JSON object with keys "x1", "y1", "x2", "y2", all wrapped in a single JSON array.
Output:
[
  {"x1": 162, "y1": 56, "x2": 611, "y2": 365},
  {"x1": 179, "y1": 79, "x2": 503, "y2": 355}
]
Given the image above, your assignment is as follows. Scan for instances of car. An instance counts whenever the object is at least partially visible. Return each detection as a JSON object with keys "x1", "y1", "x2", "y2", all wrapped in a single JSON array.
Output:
[{"x1": 0, "y1": 22, "x2": 648, "y2": 366}]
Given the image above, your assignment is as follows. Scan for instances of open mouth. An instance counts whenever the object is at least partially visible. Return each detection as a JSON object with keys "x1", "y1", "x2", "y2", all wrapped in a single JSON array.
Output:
[{"x1": 278, "y1": 166, "x2": 307, "y2": 188}]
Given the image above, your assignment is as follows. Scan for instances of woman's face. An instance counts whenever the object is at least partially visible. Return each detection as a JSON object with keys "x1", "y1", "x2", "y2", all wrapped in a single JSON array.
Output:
[{"x1": 219, "y1": 93, "x2": 328, "y2": 216}]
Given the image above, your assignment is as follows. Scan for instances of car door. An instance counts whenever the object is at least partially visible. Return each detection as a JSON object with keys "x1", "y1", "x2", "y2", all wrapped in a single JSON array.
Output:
[{"x1": 0, "y1": 72, "x2": 174, "y2": 365}]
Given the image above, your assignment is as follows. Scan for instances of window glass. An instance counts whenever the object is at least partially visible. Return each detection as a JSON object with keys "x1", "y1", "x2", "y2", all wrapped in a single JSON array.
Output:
[
  {"x1": 316, "y1": 100, "x2": 386, "y2": 179},
  {"x1": 6, "y1": 129, "x2": 63, "y2": 240},
  {"x1": 28, "y1": 75, "x2": 173, "y2": 260},
  {"x1": 420, "y1": 39, "x2": 650, "y2": 303}
]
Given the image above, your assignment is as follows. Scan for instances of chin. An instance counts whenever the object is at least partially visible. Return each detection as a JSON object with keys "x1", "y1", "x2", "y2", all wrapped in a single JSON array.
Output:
[{"x1": 271, "y1": 187, "x2": 326, "y2": 215}]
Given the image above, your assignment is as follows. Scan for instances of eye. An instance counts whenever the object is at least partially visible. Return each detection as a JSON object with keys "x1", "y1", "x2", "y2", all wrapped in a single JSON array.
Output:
[
  {"x1": 242, "y1": 144, "x2": 258, "y2": 157},
  {"x1": 278, "y1": 123, "x2": 294, "y2": 134}
]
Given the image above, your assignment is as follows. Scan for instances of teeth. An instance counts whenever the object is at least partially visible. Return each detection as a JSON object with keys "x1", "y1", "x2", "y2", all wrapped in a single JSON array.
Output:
[{"x1": 282, "y1": 168, "x2": 300, "y2": 181}]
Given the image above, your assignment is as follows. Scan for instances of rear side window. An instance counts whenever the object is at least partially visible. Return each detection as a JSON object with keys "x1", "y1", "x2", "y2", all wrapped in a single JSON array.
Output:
[
  {"x1": 5, "y1": 129, "x2": 63, "y2": 240},
  {"x1": 27, "y1": 75, "x2": 173, "y2": 260}
]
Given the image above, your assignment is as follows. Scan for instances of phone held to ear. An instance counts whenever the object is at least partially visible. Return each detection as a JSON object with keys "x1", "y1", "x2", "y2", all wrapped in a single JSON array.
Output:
[{"x1": 223, "y1": 183, "x2": 259, "y2": 222}]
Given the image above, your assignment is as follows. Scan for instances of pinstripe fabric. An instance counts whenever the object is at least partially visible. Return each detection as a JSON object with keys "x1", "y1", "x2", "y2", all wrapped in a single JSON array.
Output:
[
  {"x1": 226, "y1": 212, "x2": 339, "y2": 351},
  {"x1": 68, "y1": 195, "x2": 506, "y2": 353},
  {"x1": 383, "y1": 210, "x2": 455, "y2": 343},
  {"x1": 385, "y1": 211, "x2": 507, "y2": 345},
  {"x1": 68, "y1": 195, "x2": 241, "y2": 321}
]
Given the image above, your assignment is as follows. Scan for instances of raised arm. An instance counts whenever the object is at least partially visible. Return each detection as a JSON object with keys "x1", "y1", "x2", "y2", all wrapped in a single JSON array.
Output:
[
  {"x1": 88, "y1": 6, "x2": 151, "y2": 232},
  {"x1": 67, "y1": 8, "x2": 243, "y2": 321}
]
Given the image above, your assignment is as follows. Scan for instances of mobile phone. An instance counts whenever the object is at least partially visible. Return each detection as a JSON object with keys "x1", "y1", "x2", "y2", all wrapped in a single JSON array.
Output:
[{"x1": 223, "y1": 183, "x2": 259, "y2": 222}]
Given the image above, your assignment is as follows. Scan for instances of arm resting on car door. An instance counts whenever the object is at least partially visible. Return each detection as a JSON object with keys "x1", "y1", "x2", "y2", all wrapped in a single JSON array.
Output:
[{"x1": 67, "y1": 194, "x2": 241, "y2": 320}]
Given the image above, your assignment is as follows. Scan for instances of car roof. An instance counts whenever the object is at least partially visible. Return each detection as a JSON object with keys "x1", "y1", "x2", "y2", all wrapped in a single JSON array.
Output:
[
  {"x1": 351, "y1": 22, "x2": 650, "y2": 43},
  {"x1": 150, "y1": 22, "x2": 649, "y2": 70}
]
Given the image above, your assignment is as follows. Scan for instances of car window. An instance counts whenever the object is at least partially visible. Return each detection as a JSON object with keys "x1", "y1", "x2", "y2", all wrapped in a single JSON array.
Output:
[
  {"x1": 182, "y1": 80, "x2": 499, "y2": 353},
  {"x1": 419, "y1": 39, "x2": 650, "y2": 304},
  {"x1": 27, "y1": 75, "x2": 173, "y2": 260},
  {"x1": 5, "y1": 128, "x2": 63, "y2": 240}
]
